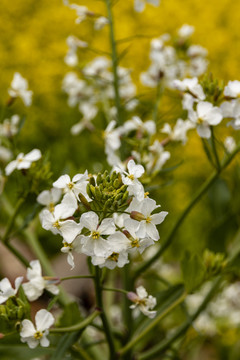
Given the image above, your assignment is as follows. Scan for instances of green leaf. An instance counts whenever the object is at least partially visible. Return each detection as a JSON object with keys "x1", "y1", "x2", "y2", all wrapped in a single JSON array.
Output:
[
  {"x1": 181, "y1": 251, "x2": 205, "y2": 293},
  {"x1": 50, "y1": 332, "x2": 82, "y2": 360}
]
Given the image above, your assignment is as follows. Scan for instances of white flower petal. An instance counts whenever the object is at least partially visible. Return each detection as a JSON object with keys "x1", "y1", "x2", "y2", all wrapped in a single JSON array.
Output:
[{"x1": 35, "y1": 309, "x2": 54, "y2": 332}]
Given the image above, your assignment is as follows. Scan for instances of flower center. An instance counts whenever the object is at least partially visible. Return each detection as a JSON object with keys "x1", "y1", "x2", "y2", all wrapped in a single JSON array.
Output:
[
  {"x1": 128, "y1": 174, "x2": 135, "y2": 181},
  {"x1": 48, "y1": 202, "x2": 55, "y2": 213},
  {"x1": 63, "y1": 241, "x2": 72, "y2": 249},
  {"x1": 197, "y1": 117, "x2": 204, "y2": 125},
  {"x1": 68, "y1": 182, "x2": 74, "y2": 190},
  {"x1": 108, "y1": 252, "x2": 119, "y2": 262},
  {"x1": 91, "y1": 231, "x2": 100, "y2": 239},
  {"x1": 131, "y1": 238, "x2": 140, "y2": 248},
  {"x1": 53, "y1": 220, "x2": 61, "y2": 229},
  {"x1": 145, "y1": 216, "x2": 152, "y2": 223},
  {"x1": 34, "y1": 331, "x2": 43, "y2": 340}
]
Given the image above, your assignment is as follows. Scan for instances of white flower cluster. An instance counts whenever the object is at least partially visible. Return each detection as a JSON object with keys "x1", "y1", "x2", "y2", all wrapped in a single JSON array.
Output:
[
  {"x1": 63, "y1": 57, "x2": 137, "y2": 135},
  {"x1": 134, "y1": 0, "x2": 160, "y2": 12},
  {"x1": 8, "y1": 72, "x2": 33, "y2": 107},
  {"x1": 0, "y1": 260, "x2": 57, "y2": 348},
  {"x1": 141, "y1": 25, "x2": 208, "y2": 89},
  {"x1": 186, "y1": 281, "x2": 240, "y2": 336},
  {"x1": 38, "y1": 160, "x2": 168, "y2": 270},
  {"x1": 128, "y1": 285, "x2": 157, "y2": 318},
  {"x1": 221, "y1": 80, "x2": 240, "y2": 130},
  {"x1": 103, "y1": 117, "x2": 170, "y2": 175}
]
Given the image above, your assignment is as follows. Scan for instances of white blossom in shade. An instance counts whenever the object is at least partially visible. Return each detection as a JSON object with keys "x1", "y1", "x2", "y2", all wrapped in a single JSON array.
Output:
[
  {"x1": 134, "y1": 0, "x2": 160, "y2": 12},
  {"x1": 8, "y1": 73, "x2": 33, "y2": 106},
  {"x1": 103, "y1": 120, "x2": 122, "y2": 152},
  {"x1": 22, "y1": 260, "x2": 59, "y2": 301},
  {"x1": 127, "y1": 197, "x2": 168, "y2": 241},
  {"x1": 128, "y1": 286, "x2": 157, "y2": 318},
  {"x1": 189, "y1": 57, "x2": 208, "y2": 78},
  {"x1": 94, "y1": 16, "x2": 109, "y2": 30},
  {"x1": 123, "y1": 116, "x2": 156, "y2": 136},
  {"x1": 224, "y1": 136, "x2": 236, "y2": 153},
  {"x1": 161, "y1": 119, "x2": 194, "y2": 144},
  {"x1": 224, "y1": 80, "x2": 240, "y2": 98},
  {"x1": 182, "y1": 93, "x2": 196, "y2": 111},
  {"x1": 0, "y1": 115, "x2": 20, "y2": 138},
  {"x1": 71, "y1": 117, "x2": 95, "y2": 135},
  {"x1": 221, "y1": 100, "x2": 240, "y2": 130},
  {"x1": 0, "y1": 143, "x2": 12, "y2": 162},
  {"x1": 62, "y1": 72, "x2": 88, "y2": 107},
  {"x1": 20, "y1": 309, "x2": 54, "y2": 349},
  {"x1": 173, "y1": 78, "x2": 205, "y2": 100},
  {"x1": 53, "y1": 171, "x2": 89, "y2": 200},
  {"x1": 146, "y1": 140, "x2": 171, "y2": 173},
  {"x1": 121, "y1": 159, "x2": 145, "y2": 202},
  {"x1": 0, "y1": 277, "x2": 23, "y2": 304},
  {"x1": 187, "y1": 45, "x2": 208, "y2": 58},
  {"x1": 80, "y1": 212, "x2": 115, "y2": 257},
  {"x1": 40, "y1": 194, "x2": 81, "y2": 243},
  {"x1": 178, "y1": 24, "x2": 194, "y2": 38},
  {"x1": 83, "y1": 57, "x2": 110, "y2": 78},
  {"x1": 5, "y1": 149, "x2": 42, "y2": 176},
  {"x1": 60, "y1": 236, "x2": 82, "y2": 270},
  {"x1": 37, "y1": 188, "x2": 62, "y2": 212},
  {"x1": 188, "y1": 101, "x2": 223, "y2": 138}
]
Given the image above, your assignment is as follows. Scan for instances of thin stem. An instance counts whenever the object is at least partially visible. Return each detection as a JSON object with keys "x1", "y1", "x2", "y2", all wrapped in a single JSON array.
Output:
[
  {"x1": 138, "y1": 277, "x2": 221, "y2": 360},
  {"x1": 118, "y1": 292, "x2": 187, "y2": 356},
  {"x1": 1, "y1": 196, "x2": 25, "y2": 243},
  {"x1": 152, "y1": 80, "x2": 162, "y2": 123},
  {"x1": 61, "y1": 275, "x2": 95, "y2": 281},
  {"x1": 94, "y1": 266, "x2": 116, "y2": 360},
  {"x1": 50, "y1": 310, "x2": 101, "y2": 333},
  {"x1": 105, "y1": 0, "x2": 122, "y2": 125},
  {"x1": 102, "y1": 287, "x2": 128, "y2": 295},
  {"x1": 134, "y1": 142, "x2": 240, "y2": 279},
  {"x1": 210, "y1": 127, "x2": 221, "y2": 171}
]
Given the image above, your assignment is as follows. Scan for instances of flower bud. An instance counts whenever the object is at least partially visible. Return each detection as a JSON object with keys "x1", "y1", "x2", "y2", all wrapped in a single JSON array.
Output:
[
  {"x1": 78, "y1": 193, "x2": 92, "y2": 210},
  {"x1": 130, "y1": 211, "x2": 145, "y2": 221}
]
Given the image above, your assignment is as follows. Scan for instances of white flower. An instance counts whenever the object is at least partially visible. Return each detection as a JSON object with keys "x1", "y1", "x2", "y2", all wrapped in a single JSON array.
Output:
[
  {"x1": 94, "y1": 16, "x2": 109, "y2": 30},
  {"x1": 224, "y1": 136, "x2": 236, "y2": 153},
  {"x1": 104, "y1": 120, "x2": 122, "y2": 152},
  {"x1": 128, "y1": 286, "x2": 157, "y2": 318},
  {"x1": 8, "y1": 73, "x2": 33, "y2": 106},
  {"x1": 224, "y1": 80, "x2": 240, "y2": 98},
  {"x1": 60, "y1": 236, "x2": 82, "y2": 270},
  {"x1": 134, "y1": 0, "x2": 160, "y2": 12},
  {"x1": 0, "y1": 277, "x2": 23, "y2": 304},
  {"x1": 123, "y1": 116, "x2": 156, "y2": 136},
  {"x1": 121, "y1": 159, "x2": 145, "y2": 201},
  {"x1": 53, "y1": 171, "x2": 89, "y2": 201},
  {"x1": 147, "y1": 140, "x2": 171, "y2": 173},
  {"x1": 22, "y1": 260, "x2": 59, "y2": 302},
  {"x1": 68, "y1": 4, "x2": 93, "y2": 24},
  {"x1": 37, "y1": 188, "x2": 62, "y2": 212},
  {"x1": 0, "y1": 115, "x2": 20, "y2": 138},
  {"x1": 126, "y1": 197, "x2": 168, "y2": 241},
  {"x1": 188, "y1": 101, "x2": 223, "y2": 138},
  {"x1": 80, "y1": 212, "x2": 115, "y2": 257},
  {"x1": 221, "y1": 100, "x2": 240, "y2": 130},
  {"x1": 161, "y1": 119, "x2": 194, "y2": 144},
  {"x1": 5, "y1": 149, "x2": 41, "y2": 176},
  {"x1": 20, "y1": 309, "x2": 54, "y2": 349},
  {"x1": 173, "y1": 78, "x2": 205, "y2": 100},
  {"x1": 40, "y1": 194, "x2": 81, "y2": 243},
  {"x1": 178, "y1": 24, "x2": 194, "y2": 38}
]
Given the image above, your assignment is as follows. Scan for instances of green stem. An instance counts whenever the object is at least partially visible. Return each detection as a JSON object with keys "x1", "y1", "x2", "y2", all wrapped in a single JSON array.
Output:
[
  {"x1": 105, "y1": 0, "x2": 122, "y2": 125},
  {"x1": 102, "y1": 287, "x2": 128, "y2": 295},
  {"x1": 1, "y1": 196, "x2": 25, "y2": 243},
  {"x1": 118, "y1": 292, "x2": 187, "y2": 357},
  {"x1": 134, "y1": 142, "x2": 240, "y2": 279},
  {"x1": 138, "y1": 277, "x2": 221, "y2": 360},
  {"x1": 153, "y1": 80, "x2": 162, "y2": 124},
  {"x1": 94, "y1": 266, "x2": 116, "y2": 360},
  {"x1": 50, "y1": 310, "x2": 101, "y2": 333},
  {"x1": 210, "y1": 127, "x2": 221, "y2": 171},
  {"x1": 61, "y1": 275, "x2": 95, "y2": 281}
]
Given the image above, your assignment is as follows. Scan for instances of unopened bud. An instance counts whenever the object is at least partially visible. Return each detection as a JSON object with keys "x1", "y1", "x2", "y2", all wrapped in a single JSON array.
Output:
[
  {"x1": 127, "y1": 291, "x2": 138, "y2": 302},
  {"x1": 130, "y1": 211, "x2": 145, "y2": 221},
  {"x1": 0, "y1": 333, "x2": 4, "y2": 339},
  {"x1": 78, "y1": 193, "x2": 92, "y2": 210}
]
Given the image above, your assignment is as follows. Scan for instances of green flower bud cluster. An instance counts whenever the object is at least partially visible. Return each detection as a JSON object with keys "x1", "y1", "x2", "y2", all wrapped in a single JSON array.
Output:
[
  {"x1": 0, "y1": 296, "x2": 30, "y2": 331},
  {"x1": 203, "y1": 249, "x2": 226, "y2": 279},
  {"x1": 86, "y1": 170, "x2": 129, "y2": 215},
  {"x1": 200, "y1": 73, "x2": 224, "y2": 105},
  {"x1": 28, "y1": 159, "x2": 53, "y2": 194}
]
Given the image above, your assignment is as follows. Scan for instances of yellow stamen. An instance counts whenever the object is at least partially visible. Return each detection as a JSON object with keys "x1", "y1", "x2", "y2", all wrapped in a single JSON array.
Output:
[
  {"x1": 34, "y1": 331, "x2": 43, "y2": 340},
  {"x1": 128, "y1": 174, "x2": 135, "y2": 181},
  {"x1": 108, "y1": 252, "x2": 119, "y2": 262},
  {"x1": 145, "y1": 216, "x2": 152, "y2": 223},
  {"x1": 53, "y1": 220, "x2": 61, "y2": 229},
  {"x1": 91, "y1": 231, "x2": 100, "y2": 239},
  {"x1": 131, "y1": 238, "x2": 140, "y2": 248}
]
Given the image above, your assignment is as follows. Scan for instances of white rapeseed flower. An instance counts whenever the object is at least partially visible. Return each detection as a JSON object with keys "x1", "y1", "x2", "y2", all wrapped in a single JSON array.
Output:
[
  {"x1": 121, "y1": 159, "x2": 145, "y2": 201},
  {"x1": 128, "y1": 286, "x2": 157, "y2": 318},
  {"x1": 8, "y1": 73, "x2": 33, "y2": 106},
  {"x1": 22, "y1": 260, "x2": 59, "y2": 301},
  {"x1": 224, "y1": 80, "x2": 240, "y2": 98},
  {"x1": 20, "y1": 309, "x2": 54, "y2": 349},
  {"x1": 134, "y1": 0, "x2": 160, "y2": 13},
  {"x1": 53, "y1": 171, "x2": 89, "y2": 201},
  {"x1": 188, "y1": 101, "x2": 223, "y2": 138},
  {"x1": 0, "y1": 115, "x2": 20, "y2": 138},
  {"x1": 5, "y1": 149, "x2": 42, "y2": 176},
  {"x1": 0, "y1": 277, "x2": 23, "y2": 304},
  {"x1": 37, "y1": 188, "x2": 62, "y2": 212}
]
